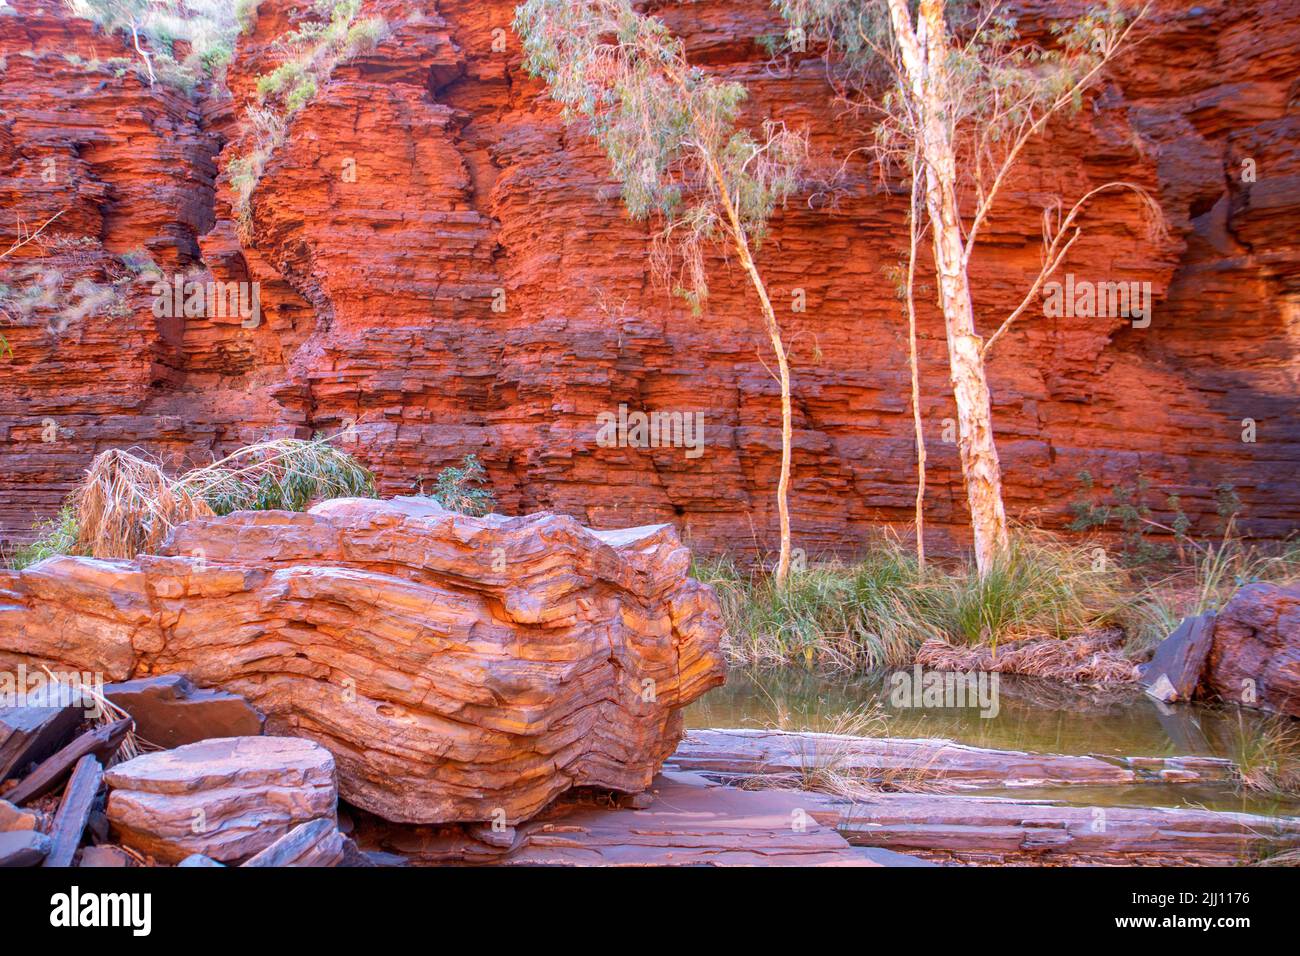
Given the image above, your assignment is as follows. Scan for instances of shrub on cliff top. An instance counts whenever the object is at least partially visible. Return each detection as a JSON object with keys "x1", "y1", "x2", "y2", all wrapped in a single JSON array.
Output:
[
  {"x1": 230, "y1": 0, "x2": 388, "y2": 237},
  {"x1": 70, "y1": 0, "x2": 241, "y2": 88}
]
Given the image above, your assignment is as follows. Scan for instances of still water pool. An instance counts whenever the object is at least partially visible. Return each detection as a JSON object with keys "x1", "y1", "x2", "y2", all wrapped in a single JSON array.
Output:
[{"x1": 686, "y1": 668, "x2": 1300, "y2": 816}]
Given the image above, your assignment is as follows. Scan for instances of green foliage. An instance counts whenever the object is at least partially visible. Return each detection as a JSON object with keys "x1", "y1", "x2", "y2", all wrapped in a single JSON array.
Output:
[
  {"x1": 515, "y1": 0, "x2": 804, "y2": 310},
  {"x1": 1069, "y1": 471, "x2": 1245, "y2": 567},
  {"x1": 184, "y1": 438, "x2": 377, "y2": 515},
  {"x1": 776, "y1": 0, "x2": 1134, "y2": 168},
  {"x1": 695, "y1": 532, "x2": 1123, "y2": 669},
  {"x1": 1068, "y1": 470, "x2": 1164, "y2": 558},
  {"x1": 235, "y1": 0, "x2": 262, "y2": 34},
  {"x1": 0, "y1": 239, "x2": 140, "y2": 338},
  {"x1": 256, "y1": 60, "x2": 310, "y2": 99},
  {"x1": 416, "y1": 455, "x2": 496, "y2": 517},
  {"x1": 118, "y1": 247, "x2": 160, "y2": 278},
  {"x1": 7, "y1": 506, "x2": 81, "y2": 570},
  {"x1": 69, "y1": 0, "x2": 243, "y2": 90},
  {"x1": 230, "y1": 0, "x2": 387, "y2": 232}
]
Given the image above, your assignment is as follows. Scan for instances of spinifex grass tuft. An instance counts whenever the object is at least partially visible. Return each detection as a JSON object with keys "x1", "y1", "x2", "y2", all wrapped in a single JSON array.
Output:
[
  {"x1": 1225, "y1": 709, "x2": 1300, "y2": 795},
  {"x1": 696, "y1": 531, "x2": 1127, "y2": 671},
  {"x1": 177, "y1": 437, "x2": 376, "y2": 515},
  {"x1": 1115, "y1": 537, "x2": 1300, "y2": 656},
  {"x1": 7, "y1": 505, "x2": 81, "y2": 570},
  {"x1": 75, "y1": 448, "x2": 213, "y2": 559},
  {"x1": 7, "y1": 435, "x2": 376, "y2": 566}
]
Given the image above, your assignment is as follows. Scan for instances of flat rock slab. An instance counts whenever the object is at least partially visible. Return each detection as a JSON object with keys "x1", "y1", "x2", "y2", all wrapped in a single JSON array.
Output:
[
  {"x1": 1140, "y1": 613, "x2": 1216, "y2": 702},
  {"x1": 105, "y1": 736, "x2": 337, "y2": 864},
  {"x1": 667, "y1": 729, "x2": 1231, "y2": 790},
  {"x1": 5, "y1": 718, "x2": 130, "y2": 805},
  {"x1": 0, "y1": 829, "x2": 51, "y2": 867},
  {"x1": 104, "y1": 674, "x2": 265, "y2": 748},
  {"x1": 0, "y1": 704, "x2": 82, "y2": 781},
  {"x1": 242, "y1": 818, "x2": 347, "y2": 867},
  {"x1": 357, "y1": 771, "x2": 912, "y2": 866},
  {"x1": 0, "y1": 498, "x2": 727, "y2": 825},
  {"x1": 504, "y1": 773, "x2": 872, "y2": 866},
  {"x1": 42, "y1": 754, "x2": 102, "y2": 867},
  {"x1": 808, "y1": 792, "x2": 1300, "y2": 866}
]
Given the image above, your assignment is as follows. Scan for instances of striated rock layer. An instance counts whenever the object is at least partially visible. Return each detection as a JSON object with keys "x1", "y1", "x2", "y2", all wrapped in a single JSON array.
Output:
[
  {"x1": 1204, "y1": 582, "x2": 1300, "y2": 717},
  {"x1": 1, "y1": 0, "x2": 1298, "y2": 562},
  {"x1": 0, "y1": 497, "x2": 729, "y2": 824},
  {"x1": 104, "y1": 736, "x2": 338, "y2": 864}
]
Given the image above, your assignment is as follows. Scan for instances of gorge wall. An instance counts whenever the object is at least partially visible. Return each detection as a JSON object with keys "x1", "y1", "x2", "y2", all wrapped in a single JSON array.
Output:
[{"x1": 2, "y1": 0, "x2": 1298, "y2": 563}]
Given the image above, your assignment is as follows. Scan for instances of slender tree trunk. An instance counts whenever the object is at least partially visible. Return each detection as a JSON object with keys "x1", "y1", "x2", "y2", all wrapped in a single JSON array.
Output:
[
  {"x1": 905, "y1": 157, "x2": 927, "y2": 573},
  {"x1": 888, "y1": 0, "x2": 1009, "y2": 575},
  {"x1": 130, "y1": 19, "x2": 157, "y2": 86},
  {"x1": 737, "y1": 245, "x2": 794, "y2": 586},
  {"x1": 707, "y1": 157, "x2": 793, "y2": 585}
]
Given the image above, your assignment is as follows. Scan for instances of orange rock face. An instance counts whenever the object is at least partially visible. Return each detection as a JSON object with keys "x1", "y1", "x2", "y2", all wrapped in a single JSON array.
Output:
[
  {"x1": 1, "y1": 0, "x2": 1297, "y2": 560},
  {"x1": 0, "y1": 497, "x2": 729, "y2": 824}
]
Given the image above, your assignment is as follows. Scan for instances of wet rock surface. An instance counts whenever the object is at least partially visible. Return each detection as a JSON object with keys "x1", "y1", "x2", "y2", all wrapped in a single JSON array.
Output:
[{"x1": 1140, "y1": 613, "x2": 1217, "y2": 703}]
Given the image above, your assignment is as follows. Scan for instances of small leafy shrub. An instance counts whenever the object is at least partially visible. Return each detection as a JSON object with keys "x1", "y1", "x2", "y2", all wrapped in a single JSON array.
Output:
[
  {"x1": 416, "y1": 455, "x2": 496, "y2": 517},
  {"x1": 7, "y1": 506, "x2": 81, "y2": 570}
]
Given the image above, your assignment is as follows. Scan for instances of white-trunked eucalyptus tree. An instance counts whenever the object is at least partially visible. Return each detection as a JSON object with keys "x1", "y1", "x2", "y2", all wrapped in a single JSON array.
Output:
[
  {"x1": 778, "y1": 0, "x2": 1156, "y2": 575},
  {"x1": 514, "y1": 0, "x2": 808, "y2": 585}
]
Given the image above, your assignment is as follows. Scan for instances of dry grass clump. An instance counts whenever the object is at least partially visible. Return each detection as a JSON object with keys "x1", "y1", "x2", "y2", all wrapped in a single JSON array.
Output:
[
  {"x1": 1225, "y1": 710, "x2": 1300, "y2": 795},
  {"x1": 915, "y1": 629, "x2": 1139, "y2": 684},
  {"x1": 7, "y1": 435, "x2": 374, "y2": 565},
  {"x1": 731, "y1": 704, "x2": 951, "y2": 798},
  {"x1": 75, "y1": 449, "x2": 214, "y2": 559},
  {"x1": 1116, "y1": 537, "x2": 1300, "y2": 657},
  {"x1": 174, "y1": 437, "x2": 375, "y2": 516}
]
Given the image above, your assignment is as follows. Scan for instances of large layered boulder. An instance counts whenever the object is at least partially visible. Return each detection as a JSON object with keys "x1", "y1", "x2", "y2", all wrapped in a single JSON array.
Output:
[
  {"x1": 1204, "y1": 582, "x2": 1300, "y2": 717},
  {"x1": 0, "y1": 497, "x2": 727, "y2": 824}
]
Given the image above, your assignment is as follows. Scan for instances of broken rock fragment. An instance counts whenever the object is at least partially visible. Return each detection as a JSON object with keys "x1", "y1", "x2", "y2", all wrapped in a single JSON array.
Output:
[
  {"x1": 105, "y1": 736, "x2": 337, "y2": 864},
  {"x1": 104, "y1": 674, "x2": 266, "y2": 748}
]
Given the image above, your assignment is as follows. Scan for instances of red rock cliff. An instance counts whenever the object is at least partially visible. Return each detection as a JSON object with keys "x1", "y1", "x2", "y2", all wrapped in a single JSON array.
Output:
[{"x1": 2, "y1": 0, "x2": 1297, "y2": 561}]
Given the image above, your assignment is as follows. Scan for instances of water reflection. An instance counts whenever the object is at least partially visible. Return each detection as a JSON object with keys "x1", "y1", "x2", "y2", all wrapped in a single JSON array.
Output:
[{"x1": 685, "y1": 667, "x2": 1300, "y2": 816}]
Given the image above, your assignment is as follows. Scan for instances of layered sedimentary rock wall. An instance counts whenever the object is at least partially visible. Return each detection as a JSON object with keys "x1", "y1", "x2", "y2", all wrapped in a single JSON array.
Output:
[{"x1": 2, "y1": 0, "x2": 1297, "y2": 561}]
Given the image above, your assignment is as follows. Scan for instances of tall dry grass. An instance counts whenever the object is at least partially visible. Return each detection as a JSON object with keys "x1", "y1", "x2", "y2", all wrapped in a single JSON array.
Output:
[
  {"x1": 6, "y1": 435, "x2": 375, "y2": 565},
  {"x1": 1115, "y1": 536, "x2": 1300, "y2": 657},
  {"x1": 75, "y1": 448, "x2": 214, "y2": 559}
]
